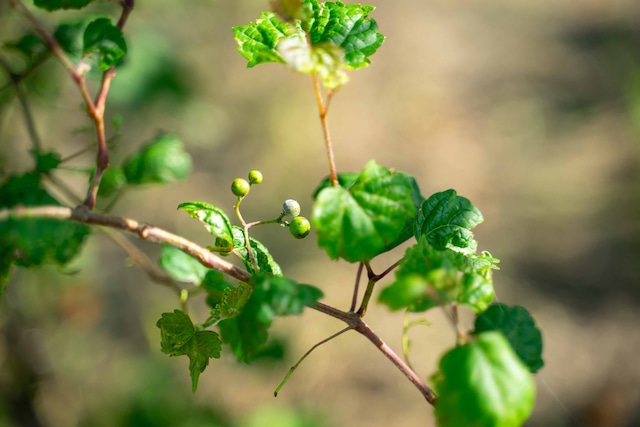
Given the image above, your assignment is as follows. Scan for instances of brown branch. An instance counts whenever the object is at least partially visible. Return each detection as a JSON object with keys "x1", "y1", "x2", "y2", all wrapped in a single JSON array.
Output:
[
  {"x1": 311, "y1": 74, "x2": 338, "y2": 187},
  {"x1": 0, "y1": 205, "x2": 251, "y2": 283},
  {"x1": 0, "y1": 205, "x2": 436, "y2": 405}
]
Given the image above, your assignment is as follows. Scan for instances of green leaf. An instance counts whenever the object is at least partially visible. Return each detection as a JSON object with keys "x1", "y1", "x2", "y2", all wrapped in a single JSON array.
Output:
[
  {"x1": 431, "y1": 332, "x2": 535, "y2": 427},
  {"x1": 123, "y1": 134, "x2": 192, "y2": 185},
  {"x1": 158, "y1": 245, "x2": 210, "y2": 285},
  {"x1": 415, "y1": 189, "x2": 484, "y2": 254},
  {"x1": 97, "y1": 167, "x2": 127, "y2": 198},
  {"x1": 0, "y1": 247, "x2": 13, "y2": 301},
  {"x1": 156, "y1": 310, "x2": 222, "y2": 392},
  {"x1": 278, "y1": 37, "x2": 349, "y2": 90},
  {"x1": 378, "y1": 237, "x2": 495, "y2": 313},
  {"x1": 208, "y1": 282, "x2": 253, "y2": 323},
  {"x1": 178, "y1": 202, "x2": 233, "y2": 251},
  {"x1": 311, "y1": 160, "x2": 416, "y2": 262},
  {"x1": 305, "y1": 0, "x2": 384, "y2": 69},
  {"x1": 33, "y1": 0, "x2": 93, "y2": 11},
  {"x1": 82, "y1": 17, "x2": 127, "y2": 71},
  {"x1": 312, "y1": 172, "x2": 359, "y2": 198},
  {"x1": 231, "y1": 226, "x2": 282, "y2": 276},
  {"x1": 219, "y1": 274, "x2": 322, "y2": 363},
  {"x1": 5, "y1": 33, "x2": 47, "y2": 63},
  {"x1": 31, "y1": 150, "x2": 62, "y2": 174},
  {"x1": 0, "y1": 173, "x2": 90, "y2": 267},
  {"x1": 202, "y1": 270, "x2": 235, "y2": 308},
  {"x1": 474, "y1": 304, "x2": 544, "y2": 373},
  {"x1": 232, "y1": 12, "x2": 291, "y2": 67},
  {"x1": 54, "y1": 21, "x2": 85, "y2": 56}
]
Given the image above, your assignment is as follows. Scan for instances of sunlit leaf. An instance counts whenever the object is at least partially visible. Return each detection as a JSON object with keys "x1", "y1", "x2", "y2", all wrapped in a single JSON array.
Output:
[
  {"x1": 231, "y1": 226, "x2": 282, "y2": 276},
  {"x1": 82, "y1": 17, "x2": 127, "y2": 70},
  {"x1": 415, "y1": 189, "x2": 484, "y2": 254},
  {"x1": 178, "y1": 201, "x2": 233, "y2": 251},
  {"x1": 431, "y1": 332, "x2": 536, "y2": 427},
  {"x1": 312, "y1": 160, "x2": 415, "y2": 262}
]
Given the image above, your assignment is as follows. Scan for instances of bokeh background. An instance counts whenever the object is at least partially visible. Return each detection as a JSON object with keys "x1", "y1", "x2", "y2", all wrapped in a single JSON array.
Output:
[{"x1": 1, "y1": 0, "x2": 640, "y2": 426}]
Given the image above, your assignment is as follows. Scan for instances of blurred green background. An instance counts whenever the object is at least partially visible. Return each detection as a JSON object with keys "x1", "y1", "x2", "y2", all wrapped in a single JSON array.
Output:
[{"x1": 1, "y1": 0, "x2": 640, "y2": 426}]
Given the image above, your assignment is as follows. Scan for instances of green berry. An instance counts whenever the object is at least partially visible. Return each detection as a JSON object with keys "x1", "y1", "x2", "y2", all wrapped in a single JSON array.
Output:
[
  {"x1": 282, "y1": 199, "x2": 301, "y2": 218},
  {"x1": 289, "y1": 216, "x2": 310, "y2": 239},
  {"x1": 248, "y1": 170, "x2": 263, "y2": 185},
  {"x1": 231, "y1": 178, "x2": 250, "y2": 197}
]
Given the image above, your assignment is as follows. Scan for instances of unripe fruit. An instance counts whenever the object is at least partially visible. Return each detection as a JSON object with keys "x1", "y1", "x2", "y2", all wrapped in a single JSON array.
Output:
[
  {"x1": 248, "y1": 170, "x2": 263, "y2": 185},
  {"x1": 289, "y1": 216, "x2": 310, "y2": 239},
  {"x1": 231, "y1": 178, "x2": 250, "y2": 197},
  {"x1": 282, "y1": 199, "x2": 301, "y2": 218}
]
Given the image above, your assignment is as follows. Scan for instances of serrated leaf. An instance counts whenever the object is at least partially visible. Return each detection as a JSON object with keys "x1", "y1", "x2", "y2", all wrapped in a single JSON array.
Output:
[
  {"x1": 474, "y1": 304, "x2": 544, "y2": 373},
  {"x1": 33, "y1": 0, "x2": 93, "y2": 11},
  {"x1": 231, "y1": 226, "x2": 282, "y2": 276},
  {"x1": 431, "y1": 332, "x2": 535, "y2": 427},
  {"x1": 209, "y1": 282, "x2": 253, "y2": 323},
  {"x1": 311, "y1": 160, "x2": 415, "y2": 263},
  {"x1": 177, "y1": 201, "x2": 233, "y2": 251},
  {"x1": 82, "y1": 17, "x2": 127, "y2": 71},
  {"x1": 156, "y1": 310, "x2": 221, "y2": 392},
  {"x1": 219, "y1": 274, "x2": 322, "y2": 363},
  {"x1": 278, "y1": 37, "x2": 349, "y2": 90},
  {"x1": 123, "y1": 134, "x2": 192, "y2": 185},
  {"x1": 232, "y1": 12, "x2": 291, "y2": 67},
  {"x1": 158, "y1": 245, "x2": 210, "y2": 285},
  {"x1": 202, "y1": 270, "x2": 235, "y2": 308},
  {"x1": 305, "y1": 0, "x2": 384, "y2": 69},
  {"x1": 0, "y1": 173, "x2": 90, "y2": 267},
  {"x1": 378, "y1": 237, "x2": 495, "y2": 313},
  {"x1": 415, "y1": 189, "x2": 484, "y2": 254}
]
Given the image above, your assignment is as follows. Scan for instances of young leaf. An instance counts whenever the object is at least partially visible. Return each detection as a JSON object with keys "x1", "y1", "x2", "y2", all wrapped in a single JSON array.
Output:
[
  {"x1": 231, "y1": 226, "x2": 282, "y2": 276},
  {"x1": 311, "y1": 160, "x2": 416, "y2": 263},
  {"x1": 378, "y1": 237, "x2": 495, "y2": 313},
  {"x1": 34, "y1": 0, "x2": 93, "y2": 11},
  {"x1": 431, "y1": 332, "x2": 535, "y2": 427},
  {"x1": 219, "y1": 274, "x2": 322, "y2": 363},
  {"x1": 208, "y1": 282, "x2": 253, "y2": 324},
  {"x1": 0, "y1": 173, "x2": 90, "y2": 267},
  {"x1": 123, "y1": 134, "x2": 192, "y2": 185},
  {"x1": 233, "y1": 12, "x2": 291, "y2": 67},
  {"x1": 82, "y1": 18, "x2": 127, "y2": 71},
  {"x1": 305, "y1": 0, "x2": 385, "y2": 69},
  {"x1": 474, "y1": 304, "x2": 544, "y2": 373},
  {"x1": 202, "y1": 270, "x2": 235, "y2": 308},
  {"x1": 156, "y1": 310, "x2": 222, "y2": 392},
  {"x1": 415, "y1": 189, "x2": 484, "y2": 254},
  {"x1": 158, "y1": 245, "x2": 210, "y2": 284},
  {"x1": 177, "y1": 202, "x2": 233, "y2": 251}
]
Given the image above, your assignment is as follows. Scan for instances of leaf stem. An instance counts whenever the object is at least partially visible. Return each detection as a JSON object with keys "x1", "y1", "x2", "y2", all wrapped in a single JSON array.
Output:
[
  {"x1": 311, "y1": 74, "x2": 338, "y2": 187},
  {"x1": 349, "y1": 262, "x2": 364, "y2": 312},
  {"x1": 274, "y1": 326, "x2": 352, "y2": 397},
  {"x1": 233, "y1": 197, "x2": 259, "y2": 273}
]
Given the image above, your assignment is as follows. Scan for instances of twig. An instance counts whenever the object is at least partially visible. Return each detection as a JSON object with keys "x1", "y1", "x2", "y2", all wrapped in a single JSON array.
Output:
[
  {"x1": 1, "y1": 205, "x2": 437, "y2": 405},
  {"x1": 349, "y1": 262, "x2": 364, "y2": 312},
  {"x1": 0, "y1": 55, "x2": 42, "y2": 151}
]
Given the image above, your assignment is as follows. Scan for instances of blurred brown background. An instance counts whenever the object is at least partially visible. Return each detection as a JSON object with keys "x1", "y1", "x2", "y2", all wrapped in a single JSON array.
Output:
[{"x1": 1, "y1": 0, "x2": 640, "y2": 426}]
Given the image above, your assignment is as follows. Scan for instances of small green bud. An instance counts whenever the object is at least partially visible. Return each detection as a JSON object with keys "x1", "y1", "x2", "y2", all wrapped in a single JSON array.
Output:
[
  {"x1": 282, "y1": 199, "x2": 301, "y2": 218},
  {"x1": 248, "y1": 170, "x2": 263, "y2": 184},
  {"x1": 289, "y1": 216, "x2": 310, "y2": 239},
  {"x1": 231, "y1": 178, "x2": 250, "y2": 197}
]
